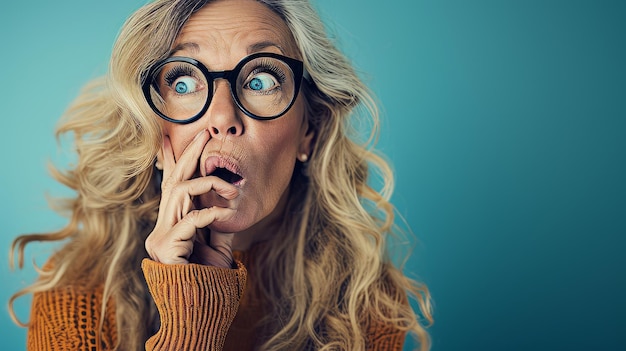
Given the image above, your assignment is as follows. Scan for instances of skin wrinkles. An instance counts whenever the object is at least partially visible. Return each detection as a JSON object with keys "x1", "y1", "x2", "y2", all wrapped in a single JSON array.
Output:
[
  {"x1": 160, "y1": 0, "x2": 314, "y2": 250},
  {"x1": 175, "y1": 1, "x2": 300, "y2": 69},
  {"x1": 171, "y1": 41, "x2": 289, "y2": 59}
]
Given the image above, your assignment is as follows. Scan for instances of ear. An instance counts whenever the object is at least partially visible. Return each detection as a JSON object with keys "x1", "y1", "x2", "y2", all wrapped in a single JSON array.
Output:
[
  {"x1": 155, "y1": 156, "x2": 164, "y2": 170},
  {"x1": 298, "y1": 122, "x2": 316, "y2": 161},
  {"x1": 155, "y1": 139, "x2": 164, "y2": 170}
]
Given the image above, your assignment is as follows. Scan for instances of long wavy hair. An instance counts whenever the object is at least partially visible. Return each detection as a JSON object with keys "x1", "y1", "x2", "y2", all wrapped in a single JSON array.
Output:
[{"x1": 10, "y1": 0, "x2": 432, "y2": 350}]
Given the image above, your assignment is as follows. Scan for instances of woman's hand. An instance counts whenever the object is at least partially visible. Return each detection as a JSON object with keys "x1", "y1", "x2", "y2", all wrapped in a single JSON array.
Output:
[{"x1": 145, "y1": 129, "x2": 239, "y2": 268}]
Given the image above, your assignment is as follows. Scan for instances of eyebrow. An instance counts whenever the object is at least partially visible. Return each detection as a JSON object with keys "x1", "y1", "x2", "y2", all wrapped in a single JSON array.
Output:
[
  {"x1": 247, "y1": 41, "x2": 285, "y2": 55},
  {"x1": 170, "y1": 42, "x2": 200, "y2": 56},
  {"x1": 170, "y1": 41, "x2": 285, "y2": 57}
]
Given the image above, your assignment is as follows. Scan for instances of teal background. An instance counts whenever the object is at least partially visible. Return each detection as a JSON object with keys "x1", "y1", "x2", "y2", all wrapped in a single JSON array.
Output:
[{"x1": 1, "y1": 1, "x2": 624, "y2": 350}]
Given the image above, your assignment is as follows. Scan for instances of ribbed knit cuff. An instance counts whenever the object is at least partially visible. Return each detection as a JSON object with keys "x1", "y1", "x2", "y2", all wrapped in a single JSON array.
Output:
[{"x1": 142, "y1": 259, "x2": 247, "y2": 351}]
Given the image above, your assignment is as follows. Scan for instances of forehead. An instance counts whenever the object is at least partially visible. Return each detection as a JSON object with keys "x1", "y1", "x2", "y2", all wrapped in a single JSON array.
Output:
[{"x1": 174, "y1": 0, "x2": 298, "y2": 62}]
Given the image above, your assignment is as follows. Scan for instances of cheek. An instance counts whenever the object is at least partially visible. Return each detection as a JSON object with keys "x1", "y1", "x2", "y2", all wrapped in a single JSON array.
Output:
[
  {"x1": 265, "y1": 112, "x2": 307, "y2": 164},
  {"x1": 258, "y1": 122, "x2": 305, "y2": 190}
]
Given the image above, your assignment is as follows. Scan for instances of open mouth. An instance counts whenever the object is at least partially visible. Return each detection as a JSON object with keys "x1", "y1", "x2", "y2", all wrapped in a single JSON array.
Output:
[
  {"x1": 210, "y1": 167, "x2": 244, "y2": 185},
  {"x1": 204, "y1": 155, "x2": 245, "y2": 186}
]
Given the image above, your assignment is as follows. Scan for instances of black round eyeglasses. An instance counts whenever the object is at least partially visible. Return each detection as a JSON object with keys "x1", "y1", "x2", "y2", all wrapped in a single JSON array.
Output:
[{"x1": 142, "y1": 52, "x2": 308, "y2": 124}]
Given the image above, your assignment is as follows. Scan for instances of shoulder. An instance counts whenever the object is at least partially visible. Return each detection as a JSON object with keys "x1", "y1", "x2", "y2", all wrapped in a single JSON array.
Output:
[
  {"x1": 361, "y1": 265, "x2": 414, "y2": 349},
  {"x1": 27, "y1": 278, "x2": 117, "y2": 350}
]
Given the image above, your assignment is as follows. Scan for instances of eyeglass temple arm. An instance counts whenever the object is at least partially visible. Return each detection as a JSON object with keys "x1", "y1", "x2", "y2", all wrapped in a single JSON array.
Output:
[{"x1": 303, "y1": 66, "x2": 312, "y2": 84}]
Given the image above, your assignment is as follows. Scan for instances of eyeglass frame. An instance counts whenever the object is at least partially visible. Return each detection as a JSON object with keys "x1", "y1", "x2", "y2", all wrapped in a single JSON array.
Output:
[{"x1": 142, "y1": 52, "x2": 309, "y2": 124}]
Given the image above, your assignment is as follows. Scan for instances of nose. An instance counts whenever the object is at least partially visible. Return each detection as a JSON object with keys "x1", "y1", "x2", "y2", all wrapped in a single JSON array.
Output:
[{"x1": 205, "y1": 80, "x2": 243, "y2": 137}]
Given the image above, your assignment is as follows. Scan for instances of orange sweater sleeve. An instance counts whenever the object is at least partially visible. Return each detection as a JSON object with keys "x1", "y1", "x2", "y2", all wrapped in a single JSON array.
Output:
[{"x1": 142, "y1": 258, "x2": 247, "y2": 351}]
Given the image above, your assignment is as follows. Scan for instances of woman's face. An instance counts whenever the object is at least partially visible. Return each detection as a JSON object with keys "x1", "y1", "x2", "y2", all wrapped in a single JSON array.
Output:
[{"x1": 160, "y1": 0, "x2": 314, "y2": 235}]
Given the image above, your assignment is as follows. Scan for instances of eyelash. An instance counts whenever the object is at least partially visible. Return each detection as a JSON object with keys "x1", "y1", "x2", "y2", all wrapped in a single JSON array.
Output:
[
  {"x1": 164, "y1": 65, "x2": 197, "y2": 86},
  {"x1": 249, "y1": 63, "x2": 287, "y2": 83}
]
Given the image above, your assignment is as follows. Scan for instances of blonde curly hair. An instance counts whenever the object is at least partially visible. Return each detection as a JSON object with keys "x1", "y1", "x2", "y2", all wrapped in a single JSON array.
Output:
[{"x1": 10, "y1": 0, "x2": 432, "y2": 350}]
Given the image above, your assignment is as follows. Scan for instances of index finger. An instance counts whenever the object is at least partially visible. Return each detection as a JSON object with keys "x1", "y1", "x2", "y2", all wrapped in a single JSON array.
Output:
[{"x1": 162, "y1": 129, "x2": 209, "y2": 182}]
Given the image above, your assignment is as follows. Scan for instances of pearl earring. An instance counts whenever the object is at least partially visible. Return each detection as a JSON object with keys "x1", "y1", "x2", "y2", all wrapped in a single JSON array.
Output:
[{"x1": 299, "y1": 153, "x2": 309, "y2": 162}]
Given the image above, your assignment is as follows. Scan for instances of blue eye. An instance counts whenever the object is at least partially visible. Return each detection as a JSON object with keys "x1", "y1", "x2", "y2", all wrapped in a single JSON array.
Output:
[
  {"x1": 175, "y1": 82, "x2": 187, "y2": 93},
  {"x1": 248, "y1": 74, "x2": 276, "y2": 91},
  {"x1": 173, "y1": 77, "x2": 197, "y2": 94}
]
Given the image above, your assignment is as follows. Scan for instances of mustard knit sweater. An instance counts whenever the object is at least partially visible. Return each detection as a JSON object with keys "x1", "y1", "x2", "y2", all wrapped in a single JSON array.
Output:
[{"x1": 26, "y1": 249, "x2": 406, "y2": 350}]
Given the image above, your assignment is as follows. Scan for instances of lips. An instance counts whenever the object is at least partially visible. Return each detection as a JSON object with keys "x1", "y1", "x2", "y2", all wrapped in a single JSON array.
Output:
[{"x1": 204, "y1": 156, "x2": 244, "y2": 186}]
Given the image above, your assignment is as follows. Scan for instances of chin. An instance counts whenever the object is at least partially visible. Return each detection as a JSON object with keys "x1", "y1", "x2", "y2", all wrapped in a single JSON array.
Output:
[
  {"x1": 207, "y1": 211, "x2": 258, "y2": 234},
  {"x1": 207, "y1": 222, "x2": 247, "y2": 234}
]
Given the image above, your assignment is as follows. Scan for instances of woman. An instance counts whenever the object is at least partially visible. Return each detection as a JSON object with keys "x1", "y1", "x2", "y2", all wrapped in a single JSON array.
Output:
[{"x1": 10, "y1": 0, "x2": 432, "y2": 350}]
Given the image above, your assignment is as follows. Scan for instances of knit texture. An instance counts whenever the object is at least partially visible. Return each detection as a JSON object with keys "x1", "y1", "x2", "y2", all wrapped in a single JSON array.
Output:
[
  {"x1": 143, "y1": 259, "x2": 247, "y2": 350},
  {"x1": 27, "y1": 284, "x2": 117, "y2": 350},
  {"x1": 26, "y1": 248, "x2": 407, "y2": 350}
]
